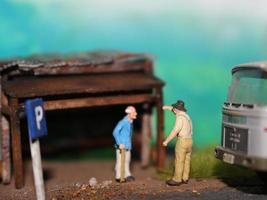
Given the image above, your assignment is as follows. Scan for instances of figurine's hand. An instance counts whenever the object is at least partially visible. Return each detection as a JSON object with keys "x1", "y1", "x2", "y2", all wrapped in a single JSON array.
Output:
[
  {"x1": 162, "y1": 105, "x2": 168, "y2": 110},
  {"x1": 162, "y1": 105, "x2": 172, "y2": 111},
  {"x1": 163, "y1": 141, "x2": 168, "y2": 147},
  {"x1": 119, "y1": 144, "x2": 125, "y2": 149}
]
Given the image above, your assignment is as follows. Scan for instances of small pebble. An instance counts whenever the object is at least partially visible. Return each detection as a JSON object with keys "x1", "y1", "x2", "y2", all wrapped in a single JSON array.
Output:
[{"x1": 89, "y1": 177, "x2": 98, "y2": 188}]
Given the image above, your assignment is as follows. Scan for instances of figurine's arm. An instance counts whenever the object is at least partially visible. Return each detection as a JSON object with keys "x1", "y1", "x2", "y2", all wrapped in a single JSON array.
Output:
[
  {"x1": 163, "y1": 116, "x2": 183, "y2": 146},
  {"x1": 162, "y1": 105, "x2": 173, "y2": 111},
  {"x1": 113, "y1": 122, "x2": 124, "y2": 148}
]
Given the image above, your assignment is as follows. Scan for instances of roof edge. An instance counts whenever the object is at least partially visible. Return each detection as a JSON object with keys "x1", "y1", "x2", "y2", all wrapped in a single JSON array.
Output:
[{"x1": 232, "y1": 61, "x2": 267, "y2": 74}]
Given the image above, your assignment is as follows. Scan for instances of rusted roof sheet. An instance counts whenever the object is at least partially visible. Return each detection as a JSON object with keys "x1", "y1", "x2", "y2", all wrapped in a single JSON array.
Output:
[{"x1": 0, "y1": 51, "x2": 152, "y2": 76}]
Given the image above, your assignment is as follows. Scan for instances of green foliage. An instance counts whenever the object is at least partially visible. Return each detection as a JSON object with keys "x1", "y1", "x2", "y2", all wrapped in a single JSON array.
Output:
[{"x1": 159, "y1": 146, "x2": 257, "y2": 179}]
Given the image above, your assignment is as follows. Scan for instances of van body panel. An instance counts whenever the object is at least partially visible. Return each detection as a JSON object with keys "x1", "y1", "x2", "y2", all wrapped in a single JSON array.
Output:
[{"x1": 215, "y1": 62, "x2": 267, "y2": 171}]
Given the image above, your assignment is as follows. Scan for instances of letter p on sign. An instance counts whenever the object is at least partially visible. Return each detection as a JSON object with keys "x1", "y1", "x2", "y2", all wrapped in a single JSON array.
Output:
[
  {"x1": 26, "y1": 98, "x2": 48, "y2": 140},
  {"x1": 35, "y1": 106, "x2": 43, "y2": 130}
]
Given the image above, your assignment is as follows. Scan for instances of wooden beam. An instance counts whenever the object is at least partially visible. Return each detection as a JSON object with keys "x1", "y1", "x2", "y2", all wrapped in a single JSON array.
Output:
[
  {"x1": 42, "y1": 94, "x2": 158, "y2": 111},
  {"x1": 10, "y1": 98, "x2": 24, "y2": 189}
]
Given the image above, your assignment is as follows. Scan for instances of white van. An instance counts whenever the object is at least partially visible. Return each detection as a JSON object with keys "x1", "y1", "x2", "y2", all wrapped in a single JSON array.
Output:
[{"x1": 215, "y1": 61, "x2": 267, "y2": 172}]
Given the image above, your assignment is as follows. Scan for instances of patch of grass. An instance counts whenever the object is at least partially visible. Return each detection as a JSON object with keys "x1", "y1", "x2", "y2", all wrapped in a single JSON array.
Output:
[{"x1": 159, "y1": 145, "x2": 257, "y2": 179}]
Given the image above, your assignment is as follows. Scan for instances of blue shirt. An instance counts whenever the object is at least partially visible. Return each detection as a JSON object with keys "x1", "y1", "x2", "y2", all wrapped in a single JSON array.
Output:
[{"x1": 113, "y1": 116, "x2": 133, "y2": 150}]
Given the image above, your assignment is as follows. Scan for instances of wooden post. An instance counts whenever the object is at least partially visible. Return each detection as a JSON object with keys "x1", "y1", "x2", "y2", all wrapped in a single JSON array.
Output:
[
  {"x1": 10, "y1": 98, "x2": 24, "y2": 189},
  {"x1": 0, "y1": 161, "x2": 1, "y2": 180},
  {"x1": 2, "y1": 115, "x2": 11, "y2": 184},
  {"x1": 141, "y1": 103, "x2": 152, "y2": 167},
  {"x1": 156, "y1": 88, "x2": 165, "y2": 171}
]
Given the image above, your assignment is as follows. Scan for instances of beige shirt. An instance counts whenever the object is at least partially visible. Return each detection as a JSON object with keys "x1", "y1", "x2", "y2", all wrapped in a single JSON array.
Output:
[{"x1": 173, "y1": 111, "x2": 193, "y2": 138}]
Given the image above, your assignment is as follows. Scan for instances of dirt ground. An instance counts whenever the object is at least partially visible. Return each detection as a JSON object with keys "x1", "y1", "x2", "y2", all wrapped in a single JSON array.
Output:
[{"x1": 0, "y1": 160, "x2": 229, "y2": 200}]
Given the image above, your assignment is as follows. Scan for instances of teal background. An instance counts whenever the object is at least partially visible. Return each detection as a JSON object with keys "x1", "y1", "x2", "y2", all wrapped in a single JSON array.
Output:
[{"x1": 1, "y1": 0, "x2": 267, "y2": 147}]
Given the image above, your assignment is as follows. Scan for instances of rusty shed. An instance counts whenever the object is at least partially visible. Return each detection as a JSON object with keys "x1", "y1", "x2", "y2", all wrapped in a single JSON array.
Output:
[{"x1": 0, "y1": 51, "x2": 165, "y2": 189}]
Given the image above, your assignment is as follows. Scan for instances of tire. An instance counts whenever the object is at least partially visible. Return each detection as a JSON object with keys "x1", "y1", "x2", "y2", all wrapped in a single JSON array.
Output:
[{"x1": 256, "y1": 171, "x2": 267, "y2": 184}]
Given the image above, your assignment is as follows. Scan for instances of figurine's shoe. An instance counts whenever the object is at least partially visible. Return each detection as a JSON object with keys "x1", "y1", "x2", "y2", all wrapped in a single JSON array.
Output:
[
  {"x1": 115, "y1": 178, "x2": 126, "y2": 183},
  {"x1": 126, "y1": 176, "x2": 135, "y2": 182},
  {"x1": 166, "y1": 179, "x2": 182, "y2": 186},
  {"x1": 182, "y1": 179, "x2": 189, "y2": 184}
]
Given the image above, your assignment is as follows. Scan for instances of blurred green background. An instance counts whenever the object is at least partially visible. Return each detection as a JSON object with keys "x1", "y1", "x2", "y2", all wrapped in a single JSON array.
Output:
[{"x1": 1, "y1": 0, "x2": 267, "y2": 148}]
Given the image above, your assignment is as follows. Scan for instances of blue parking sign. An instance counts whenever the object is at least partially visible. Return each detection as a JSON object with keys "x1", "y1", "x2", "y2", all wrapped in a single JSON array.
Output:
[{"x1": 25, "y1": 98, "x2": 48, "y2": 140}]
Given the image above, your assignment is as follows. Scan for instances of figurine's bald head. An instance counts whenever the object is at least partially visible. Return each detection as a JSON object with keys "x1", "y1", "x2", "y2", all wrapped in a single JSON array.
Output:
[{"x1": 125, "y1": 106, "x2": 137, "y2": 121}]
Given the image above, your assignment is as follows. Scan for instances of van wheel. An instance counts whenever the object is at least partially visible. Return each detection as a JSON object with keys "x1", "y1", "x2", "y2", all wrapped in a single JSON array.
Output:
[{"x1": 256, "y1": 171, "x2": 267, "y2": 184}]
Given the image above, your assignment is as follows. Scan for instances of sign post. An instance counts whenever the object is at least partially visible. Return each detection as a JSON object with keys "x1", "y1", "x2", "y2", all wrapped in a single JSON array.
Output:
[{"x1": 25, "y1": 98, "x2": 48, "y2": 200}]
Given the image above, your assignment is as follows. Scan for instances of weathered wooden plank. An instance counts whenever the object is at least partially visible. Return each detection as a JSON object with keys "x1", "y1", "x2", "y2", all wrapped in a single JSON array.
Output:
[
  {"x1": 141, "y1": 103, "x2": 152, "y2": 168},
  {"x1": 2, "y1": 115, "x2": 11, "y2": 184},
  {"x1": 0, "y1": 161, "x2": 1, "y2": 180},
  {"x1": 10, "y1": 98, "x2": 24, "y2": 188},
  {"x1": 3, "y1": 73, "x2": 164, "y2": 98},
  {"x1": 40, "y1": 94, "x2": 158, "y2": 111}
]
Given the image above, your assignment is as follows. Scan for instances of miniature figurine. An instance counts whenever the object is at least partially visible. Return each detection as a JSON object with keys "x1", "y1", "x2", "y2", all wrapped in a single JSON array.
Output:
[
  {"x1": 162, "y1": 100, "x2": 193, "y2": 186},
  {"x1": 113, "y1": 106, "x2": 137, "y2": 183}
]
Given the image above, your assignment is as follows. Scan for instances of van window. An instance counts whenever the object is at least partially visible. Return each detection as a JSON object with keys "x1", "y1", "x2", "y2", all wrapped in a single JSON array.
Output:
[{"x1": 227, "y1": 69, "x2": 267, "y2": 105}]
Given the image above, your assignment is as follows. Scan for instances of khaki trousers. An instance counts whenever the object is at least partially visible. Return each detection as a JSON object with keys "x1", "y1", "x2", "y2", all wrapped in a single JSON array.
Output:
[
  {"x1": 173, "y1": 137, "x2": 193, "y2": 182},
  {"x1": 115, "y1": 149, "x2": 131, "y2": 179}
]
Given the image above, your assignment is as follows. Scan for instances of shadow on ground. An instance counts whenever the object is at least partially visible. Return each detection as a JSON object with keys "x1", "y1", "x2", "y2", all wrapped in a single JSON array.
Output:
[{"x1": 213, "y1": 161, "x2": 267, "y2": 195}]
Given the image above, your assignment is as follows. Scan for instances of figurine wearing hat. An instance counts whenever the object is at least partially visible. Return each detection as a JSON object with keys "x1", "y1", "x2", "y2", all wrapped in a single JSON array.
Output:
[{"x1": 162, "y1": 100, "x2": 193, "y2": 186}]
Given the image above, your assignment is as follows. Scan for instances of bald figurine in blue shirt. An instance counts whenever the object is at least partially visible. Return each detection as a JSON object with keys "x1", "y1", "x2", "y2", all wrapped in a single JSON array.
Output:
[{"x1": 113, "y1": 106, "x2": 137, "y2": 182}]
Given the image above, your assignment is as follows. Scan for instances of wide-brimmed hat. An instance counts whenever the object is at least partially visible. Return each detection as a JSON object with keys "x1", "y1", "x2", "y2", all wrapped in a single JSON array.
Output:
[{"x1": 172, "y1": 100, "x2": 187, "y2": 112}]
